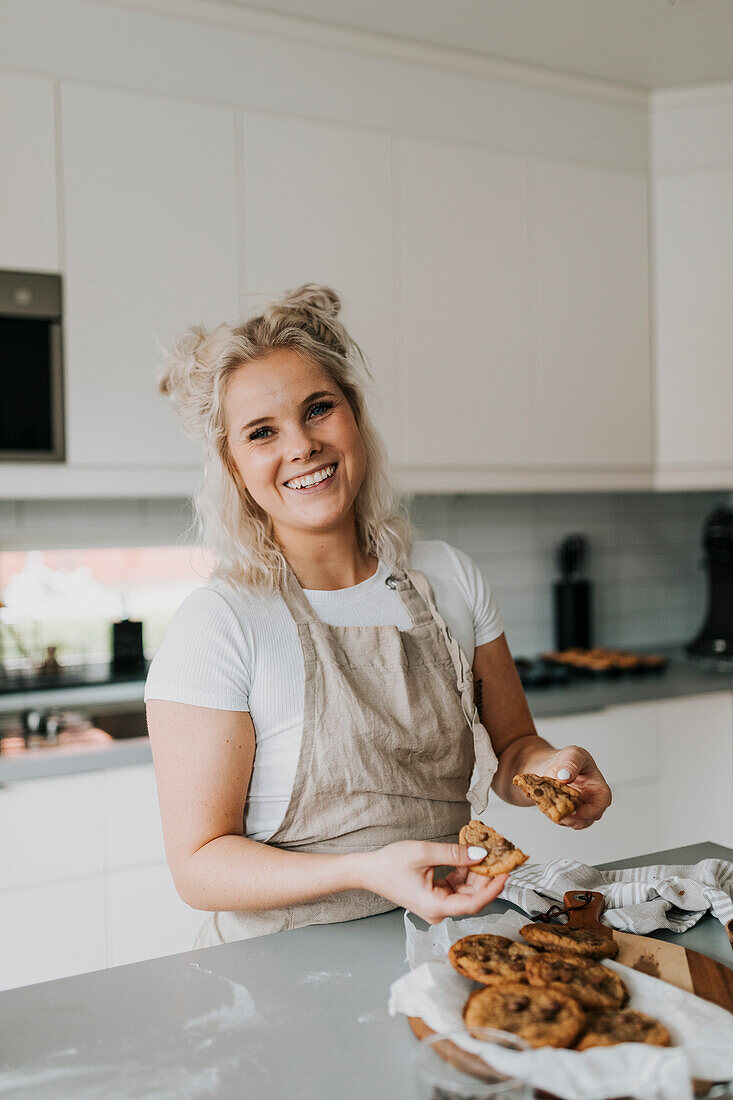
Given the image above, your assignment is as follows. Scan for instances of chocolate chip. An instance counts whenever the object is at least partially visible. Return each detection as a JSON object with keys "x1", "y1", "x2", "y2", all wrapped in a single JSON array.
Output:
[{"x1": 505, "y1": 997, "x2": 530, "y2": 1012}]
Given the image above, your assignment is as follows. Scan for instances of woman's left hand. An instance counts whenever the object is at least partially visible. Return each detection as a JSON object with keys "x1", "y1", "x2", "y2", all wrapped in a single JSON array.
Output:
[{"x1": 534, "y1": 746, "x2": 612, "y2": 829}]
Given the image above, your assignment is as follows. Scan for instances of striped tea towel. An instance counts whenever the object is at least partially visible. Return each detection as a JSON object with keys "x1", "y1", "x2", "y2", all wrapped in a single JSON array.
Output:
[{"x1": 501, "y1": 857, "x2": 733, "y2": 942}]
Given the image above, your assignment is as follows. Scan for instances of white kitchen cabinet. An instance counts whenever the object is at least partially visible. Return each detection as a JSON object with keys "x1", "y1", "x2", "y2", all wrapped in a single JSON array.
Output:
[
  {"x1": 241, "y1": 112, "x2": 401, "y2": 461},
  {"x1": 0, "y1": 877, "x2": 107, "y2": 992},
  {"x1": 105, "y1": 764, "x2": 166, "y2": 869},
  {"x1": 486, "y1": 701, "x2": 660, "y2": 866},
  {"x1": 59, "y1": 82, "x2": 239, "y2": 471},
  {"x1": 0, "y1": 772, "x2": 105, "y2": 889},
  {"x1": 106, "y1": 863, "x2": 203, "y2": 966},
  {"x1": 655, "y1": 692, "x2": 733, "y2": 850},
  {"x1": 488, "y1": 780, "x2": 658, "y2": 867},
  {"x1": 528, "y1": 159, "x2": 652, "y2": 471},
  {"x1": 397, "y1": 136, "x2": 536, "y2": 470},
  {"x1": 487, "y1": 692, "x2": 733, "y2": 869},
  {"x1": 0, "y1": 762, "x2": 198, "y2": 990},
  {"x1": 653, "y1": 169, "x2": 733, "y2": 487},
  {"x1": 0, "y1": 72, "x2": 59, "y2": 272}
]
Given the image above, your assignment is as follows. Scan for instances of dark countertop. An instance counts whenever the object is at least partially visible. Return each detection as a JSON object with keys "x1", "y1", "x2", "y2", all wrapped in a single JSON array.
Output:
[{"x1": 0, "y1": 842, "x2": 730, "y2": 1099}]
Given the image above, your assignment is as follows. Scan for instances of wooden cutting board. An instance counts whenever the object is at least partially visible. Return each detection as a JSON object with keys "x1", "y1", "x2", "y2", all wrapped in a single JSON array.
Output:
[
  {"x1": 561, "y1": 890, "x2": 733, "y2": 1013},
  {"x1": 408, "y1": 890, "x2": 733, "y2": 1098}
]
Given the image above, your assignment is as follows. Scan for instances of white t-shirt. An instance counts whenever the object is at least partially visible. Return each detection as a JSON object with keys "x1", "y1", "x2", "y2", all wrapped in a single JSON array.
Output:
[{"x1": 145, "y1": 539, "x2": 504, "y2": 840}]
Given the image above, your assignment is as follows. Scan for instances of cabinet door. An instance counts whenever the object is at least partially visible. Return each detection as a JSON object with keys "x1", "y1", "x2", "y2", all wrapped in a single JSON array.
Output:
[
  {"x1": 105, "y1": 764, "x2": 166, "y2": 869},
  {"x1": 488, "y1": 781, "x2": 658, "y2": 867},
  {"x1": 655, "y1": 692, "x2": 733, "y2": 850},
  {"x1": 60, "y1": 83, "x2": 239, "y2": 469},
  {"x1": 242, "y1": 113, "x2": 400, "y2": 461},
  {"x1": 0, "y1": 773, "x2": 105, "y2": 889},
  {"x1": 654, "y1": 170, "x2": 733, "y2": 474},
  {"x1": 534, "y1": 701, "x2": 659, "y2": 789},
  {"x1": 397, "y1": 137, "x2": 535, "y2": 468},
  {"x1": 0, "y1": 73, "x2": 58, "y2": 271},
  {"x1": 0, "y1": 877, "x2": 106, "y2": 992},
  {"x1": 489, "y1": 702, "x2": 660, "y2": 866},
  {"x1": 528, "y1": 160, "x2": 651, "y2": 469},
  {"x1": 106, "y1": 864, "x2": 202, "y2": 966}
]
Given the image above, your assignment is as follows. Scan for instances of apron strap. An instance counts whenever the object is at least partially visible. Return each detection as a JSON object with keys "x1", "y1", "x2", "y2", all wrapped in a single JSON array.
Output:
[
  {"x1": 385, "y1": 568, "x2": 434, "y2": 628},
  {"x1": 280, "y1": 562, "x2": 321, "y2": 625},
  {"x1": 405, "y1": 567, "x2": 496, "y2": 815}
]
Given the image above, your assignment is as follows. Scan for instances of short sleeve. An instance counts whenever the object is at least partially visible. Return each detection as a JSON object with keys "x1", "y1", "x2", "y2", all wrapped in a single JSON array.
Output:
[
  {"x1": 144, "y1": 587, "x2": 252, "y2": 711},
  {"x1": 443, "y1": 543, "x2": 505, "y2": 647}
]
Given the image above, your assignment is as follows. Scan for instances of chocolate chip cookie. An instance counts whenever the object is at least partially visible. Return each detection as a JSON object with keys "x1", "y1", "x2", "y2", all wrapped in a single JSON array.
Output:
[
  {"x1": 512, "y1": 773, "x2": 583, "y2": 824},
  {"x1": 448, "y1": 934, "x2": 537, "y2": 986},
  {"x1": 463, "y1": 982, "x2": 586, "y2": 1049},
  {"x1": 576, "y1": 1008, "x2": 671, "y2": 1049},
  {"x1": 520, "y1": 923, "x2": 619, "y2": 960},
  {"x1": 525, "y1": 951, "x2": 628, "y2": 1009},
  {"x1": 458, "y1": 821, "x2": 529, "y2": 877}
]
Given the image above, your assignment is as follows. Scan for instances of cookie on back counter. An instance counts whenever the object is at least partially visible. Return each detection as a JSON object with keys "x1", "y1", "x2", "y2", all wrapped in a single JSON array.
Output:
[
  {"x1": 458, "y1": 821, "x2": 529, "y2": 878},
  {"x1": 463, "y1": 982, "x2": 586, "y2": 1049},
  {"x1": 520, "y1": 923, "x2": 619, "y2": 960},
  {"x1": 576, "y1": 1008, "x2": 671, "y2": 1050},
  {"x1": 512, "y1": 773, "x2": 583, "y2": 824},
  {"x1": 448, "y1": 934, "x2": 537, "y2": 986},
  {"x1": 525, "y1": 951, "x2": 628, "y2": 1009}
]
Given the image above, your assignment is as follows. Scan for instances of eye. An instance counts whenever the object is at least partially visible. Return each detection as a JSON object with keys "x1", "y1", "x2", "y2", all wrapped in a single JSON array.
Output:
[
  {"x1": 248, "y1": 426, "x2": 273, "y2": 441},
  {"x1": 307, "y1": 400, "x2": 334, "y2": 418}
]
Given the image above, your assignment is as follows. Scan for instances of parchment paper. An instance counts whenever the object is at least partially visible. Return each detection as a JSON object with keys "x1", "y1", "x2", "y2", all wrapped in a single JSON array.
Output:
[{"x1": 388, "y1": 910, "x2": 733, "y2": 1100}]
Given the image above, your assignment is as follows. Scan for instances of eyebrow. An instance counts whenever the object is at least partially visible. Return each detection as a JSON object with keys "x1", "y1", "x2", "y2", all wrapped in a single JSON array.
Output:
[{"x1": 239, "y1": 391, "x2": 337, "y2": 436}]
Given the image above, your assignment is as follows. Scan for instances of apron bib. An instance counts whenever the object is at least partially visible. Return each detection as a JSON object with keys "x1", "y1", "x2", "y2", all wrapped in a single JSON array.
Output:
[{"x1": 194, "y1": 564, "x2": 498, "y2": 946}]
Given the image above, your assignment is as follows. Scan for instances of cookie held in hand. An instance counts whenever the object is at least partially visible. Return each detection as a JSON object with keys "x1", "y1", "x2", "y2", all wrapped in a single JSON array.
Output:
[
  {"x1": 512, "y1": 773, "x2": 583, "y2": 824},
  {"x1": 458, "y1": 820, "x2": 529, "y2": 877},
  {"x1": 520, "y1": 923, "x2": 619, "y2": 960},
  {"x1": 463, "y1": 982, "x2": 586, "y2": 1049}
]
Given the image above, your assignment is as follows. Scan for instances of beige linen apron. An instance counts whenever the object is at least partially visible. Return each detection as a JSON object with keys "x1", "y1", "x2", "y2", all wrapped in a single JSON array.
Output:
[{"x1": 194, "y1": 564, "x2": 498, "y2": 947}]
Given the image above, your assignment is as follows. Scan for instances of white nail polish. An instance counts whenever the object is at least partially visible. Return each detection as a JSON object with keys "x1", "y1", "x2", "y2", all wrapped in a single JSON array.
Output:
[
  {"x1": 557, "y1": 768, "x2": 571, "y2": 781},
  {"x1": 467, "y1": 846, "x2": 487, "y2": 859}
]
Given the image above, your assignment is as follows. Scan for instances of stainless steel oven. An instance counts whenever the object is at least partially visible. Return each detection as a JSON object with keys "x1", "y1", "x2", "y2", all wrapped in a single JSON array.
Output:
[{"x1": 0, "y1": 270, "x2": 65, "y2": 461}]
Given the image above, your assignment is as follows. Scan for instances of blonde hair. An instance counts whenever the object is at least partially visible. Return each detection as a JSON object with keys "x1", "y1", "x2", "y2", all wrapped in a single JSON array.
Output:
[{"x1": 158, "y1": 285, "x2": 413, "y2": 592}]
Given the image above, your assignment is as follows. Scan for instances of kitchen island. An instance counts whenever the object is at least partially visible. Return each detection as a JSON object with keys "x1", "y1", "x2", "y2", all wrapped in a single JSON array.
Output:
[{"x1": 0, "y1": 842, "x2": 731, "y2": 1099}]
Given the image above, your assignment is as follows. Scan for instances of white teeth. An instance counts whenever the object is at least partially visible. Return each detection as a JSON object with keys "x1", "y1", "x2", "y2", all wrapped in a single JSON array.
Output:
[{"x1": 285, "y1": 464, "x2": 336, "y2": 490}]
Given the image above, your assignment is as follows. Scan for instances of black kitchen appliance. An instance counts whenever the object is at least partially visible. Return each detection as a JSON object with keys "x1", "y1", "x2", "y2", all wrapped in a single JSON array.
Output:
[
  {"x1": 111, "y1": 618, "x2": 145, "y2": 673},
  {"x1": 553, "y1": 534, "x2": 592, "y2": 650},
  {"x1": 0, "y1": 270, "x2": 65, "y2": 461},
  {"x1": 687, "y1": 506, "x2": 733, "y2": 660}
]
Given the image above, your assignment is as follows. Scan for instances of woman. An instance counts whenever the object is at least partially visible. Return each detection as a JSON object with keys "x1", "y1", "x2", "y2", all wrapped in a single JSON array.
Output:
[{"x1": 145, "y1": 284, "x2": 611, "y2": 947}]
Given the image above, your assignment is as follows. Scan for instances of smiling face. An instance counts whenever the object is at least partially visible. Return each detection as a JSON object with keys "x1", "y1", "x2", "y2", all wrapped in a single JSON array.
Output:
[{"x1": 223, "y1": 347, "x2": 367, "y2": 550}]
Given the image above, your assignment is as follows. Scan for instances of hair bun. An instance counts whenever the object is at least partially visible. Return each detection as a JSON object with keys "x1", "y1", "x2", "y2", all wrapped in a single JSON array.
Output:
[
  {"x1": 267, "y1": 283, "x2": 347, "y2": 355},
  {"x1": 277, "y1": 283, "x2": 341, "y2": 319}
]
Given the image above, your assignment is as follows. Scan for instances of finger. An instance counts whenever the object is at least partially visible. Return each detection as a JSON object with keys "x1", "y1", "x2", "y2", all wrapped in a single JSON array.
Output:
[
  {"x1": 559, "y1": 814, "x2": 594, "y2": 829},
  {"x1": 544, "y1": 746, "x2": 589, "y2": 784},
  {"x1": 415, "y1": 842, "x2": 490, "y2": 869},
  {"x1": 444, "y1": 868, "x2": 470, "y2": 889},
  {"x1": 437, "y1": 874, "x2": 508, "y2": 916}
]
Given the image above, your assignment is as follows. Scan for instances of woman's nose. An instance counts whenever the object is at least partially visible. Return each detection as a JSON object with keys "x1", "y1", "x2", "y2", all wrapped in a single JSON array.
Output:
[{"x1": 286, "y1": 423, "x2": 321, "y2": 460}]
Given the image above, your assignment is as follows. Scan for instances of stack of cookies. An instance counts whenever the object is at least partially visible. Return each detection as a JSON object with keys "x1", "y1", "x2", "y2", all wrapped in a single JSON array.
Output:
[{"x1": 449, "y1": 923, "x2": 671, "y2": 1051}]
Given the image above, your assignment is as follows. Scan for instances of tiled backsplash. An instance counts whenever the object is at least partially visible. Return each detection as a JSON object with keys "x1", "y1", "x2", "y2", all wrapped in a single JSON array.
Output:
[
  {"x1": 409, "y1": 491, "x2": 730, "y2": 655},
  {"x1": 1, "y1": 491, "x2": 731, "y2": 656}
]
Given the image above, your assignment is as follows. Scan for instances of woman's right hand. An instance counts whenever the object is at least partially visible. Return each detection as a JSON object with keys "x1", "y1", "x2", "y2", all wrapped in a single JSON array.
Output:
[{"x1": 357, "y1": 840, "x2": 509, "y2": 925}]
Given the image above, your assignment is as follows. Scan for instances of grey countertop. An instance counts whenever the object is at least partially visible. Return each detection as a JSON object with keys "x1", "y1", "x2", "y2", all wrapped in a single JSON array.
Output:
[
  {"x1": 0, "y1": 842, "x2": 730, "y2": 1099},
  {"x1": 525, "y1": 648, "x2": 732, "y2": 719},
  {"x1": 1, "y1": 649, "x2": 729, "y2": 783}
]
